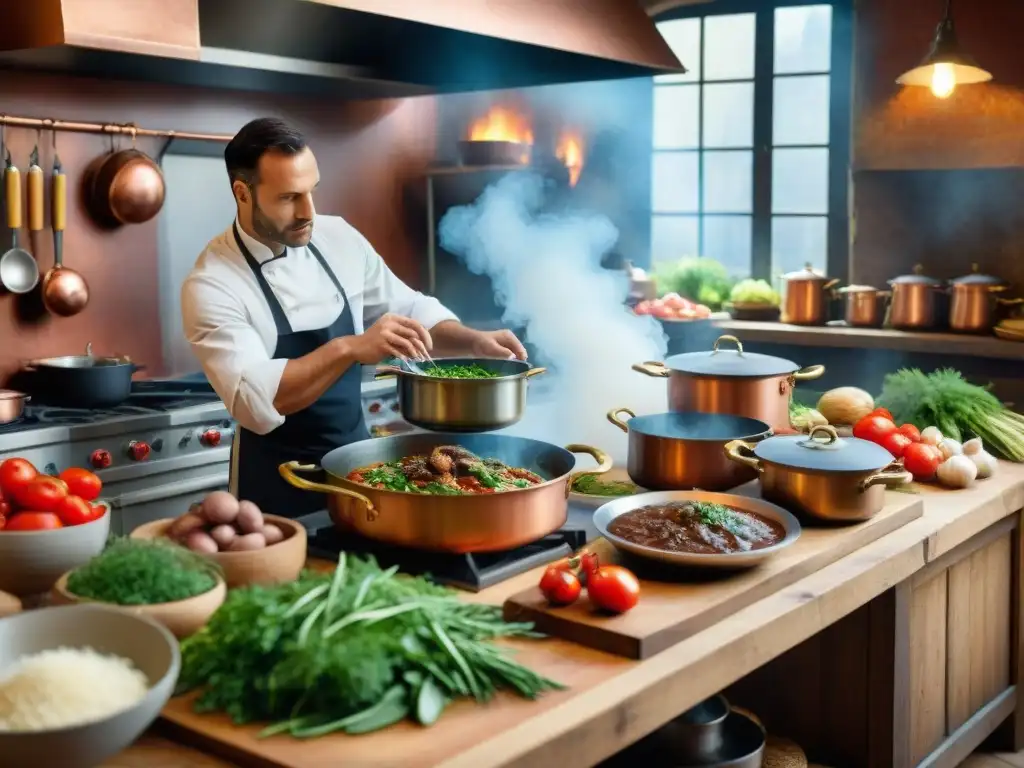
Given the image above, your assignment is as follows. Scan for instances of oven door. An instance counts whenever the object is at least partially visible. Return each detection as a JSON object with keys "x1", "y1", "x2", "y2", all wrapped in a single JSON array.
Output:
[{"x1": 109, "y1": 472, "x2": 229, "y2": 535}]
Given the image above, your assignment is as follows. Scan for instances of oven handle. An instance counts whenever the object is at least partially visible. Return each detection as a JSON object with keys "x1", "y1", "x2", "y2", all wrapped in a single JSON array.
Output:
[{"x1": 107, "y1": 472, "x2": 229, "y2": 508}]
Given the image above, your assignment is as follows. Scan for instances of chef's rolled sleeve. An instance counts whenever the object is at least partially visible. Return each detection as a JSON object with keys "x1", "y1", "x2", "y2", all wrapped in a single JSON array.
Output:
[{"x1": 181, "y1": 275, "x2": 288, "y2": 435}]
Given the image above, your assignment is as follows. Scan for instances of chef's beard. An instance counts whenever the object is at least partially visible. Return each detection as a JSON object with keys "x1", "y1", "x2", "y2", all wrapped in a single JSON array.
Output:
[{"x1": 251, "y1": 198, "x2": 314, "y2": 251}]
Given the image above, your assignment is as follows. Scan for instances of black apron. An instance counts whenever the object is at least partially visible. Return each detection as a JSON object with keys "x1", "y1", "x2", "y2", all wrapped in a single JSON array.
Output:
[{"x1": 232, "y1": 224, "x2": 369, "y2": 518}]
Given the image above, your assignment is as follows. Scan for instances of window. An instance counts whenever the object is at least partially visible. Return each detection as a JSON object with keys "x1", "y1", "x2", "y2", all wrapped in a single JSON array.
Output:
[{"x1": 651, "y1": 1, "x2": 852, "y2": 281}]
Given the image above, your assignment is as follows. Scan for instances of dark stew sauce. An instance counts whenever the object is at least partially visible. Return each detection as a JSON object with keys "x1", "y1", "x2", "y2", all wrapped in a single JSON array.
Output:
[{"x1": 607, "y1": 501, "x2": 785, "y2": 555}]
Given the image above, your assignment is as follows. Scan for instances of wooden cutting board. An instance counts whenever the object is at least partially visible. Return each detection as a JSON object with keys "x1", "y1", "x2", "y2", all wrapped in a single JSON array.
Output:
[{"x1": 503, "y1": 487, "x2": 924, "y2": 659}]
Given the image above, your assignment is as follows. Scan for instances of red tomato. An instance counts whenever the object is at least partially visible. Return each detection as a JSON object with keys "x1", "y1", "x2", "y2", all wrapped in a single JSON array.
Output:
[
  {"x1": 54, "y1": 495, "x2": 103, "y2": 527},
  {"x1": 853, "y1": 415, "x2": 898, "y2": 444},
  {"x1": 880, "y1": 431, "x2": 913, "y2": 458},
  {"x1": 898, "y1": 424, "x2": 921, "y2": 443},
  {"x1": 58, "y1": 468, "x2": 103, "y2": 502},
  {"x1": 0, "y1": 500, "x2": 9, "y2": 518},
  {"x1": 867, "y1": 407, "x2": 894, "y2": 422},
  {"x1": 15, "y1": 476, "x2": 69, "y2": 512},
  {"x1": 633, "y1": 302, "x2": 652, "y2": 316},
  {"x1": 903, "y1": 443, "x2": 942, "y2": 481},
  {"x1": 539, "y1": 566, "x2": 581, "y2": 606},
  {"x1": 0, "y1": 514, "x2": 5, "y2": 530},
  {"x1": 0, "y1": 458, "x2": 37, "y2": 505},
  {"x1": 5, "y1": 511, "x2": 63, "y2": 531},
  {"x1": 587, "y1": 565, "x2": 641, "y2": 614}
]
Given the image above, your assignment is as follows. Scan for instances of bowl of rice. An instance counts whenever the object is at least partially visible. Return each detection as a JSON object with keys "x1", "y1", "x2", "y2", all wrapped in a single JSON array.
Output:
[{"x1": 0, "y1": 603, "x2": 180, "y2": 768}]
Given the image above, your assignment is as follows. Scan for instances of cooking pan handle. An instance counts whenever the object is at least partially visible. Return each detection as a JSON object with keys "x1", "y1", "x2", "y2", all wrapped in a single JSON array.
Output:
[
  {"x1": 792, "y1": 365, "x2": 825, "y2": 381},
  {"x1": 564, "y1": 444, "x2": 612, "y2": 499},
  {"x1": 524, "y1": 367, "x2": 547, "y2": 378},
  {"x1": 631, "y1": 361, "x2": 671, "y2": 378},
  {"x1": 712, "y1": 335, "x2": 744, "y2": 354},
  {"x1": 606, "y1": 407, "x2": 635, "y2": 433},
  {"x1": 723, "y1": 440, "x2": 763, "y2": 473},
  {"x1": 374, "y1": 365, "x2": 402, "y2": 380},
  {"x1": 860, "y1": 464, "x2": 913, "y2": 492},
  {"x1": 997, "y1": 297, "x2": 1024, "y2": 306},
  {"x1": 278, "y1": 461, "x2": 377, "y2": 522}
]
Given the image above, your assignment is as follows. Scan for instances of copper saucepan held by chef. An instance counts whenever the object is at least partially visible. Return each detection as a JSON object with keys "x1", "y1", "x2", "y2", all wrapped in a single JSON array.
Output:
[{"x1": 42, "y1": 135, "x2": 89, "y2": 316}]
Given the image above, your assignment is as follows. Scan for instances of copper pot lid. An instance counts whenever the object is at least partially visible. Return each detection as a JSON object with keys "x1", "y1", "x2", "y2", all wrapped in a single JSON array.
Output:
[
  {"x1": 750, "y1": 425, "x2": 894, "y2": 472},
  {"x1": 664, "y1": 334, "x2": 801, "y2": 378},
  {"x1": 0, "y1": 389, "x2": 27, "y2": 401},
  {"x1": 781, "y1": 262, "x2": 831, "y2": 282},
  {"x1": 618, "y1": 411, "x2": 772, "y2": 440},
  {"x1": 889, "y1": 264, "x2": 942, "y2": 286},
  {"x1": 951, "y1": 263, "x2": 1005, "y2": 287},
  {"x1": 836, "y1": 284, "x2": 880, "y2": 294}
]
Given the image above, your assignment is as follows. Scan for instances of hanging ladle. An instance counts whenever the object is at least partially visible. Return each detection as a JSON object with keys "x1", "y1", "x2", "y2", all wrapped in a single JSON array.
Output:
[
  {"x1": 42, "y1": 128, "x2": 89, "y2": 316},
  {"x1": 0, "y1": 123, "x2": 40, "y2": 294}
]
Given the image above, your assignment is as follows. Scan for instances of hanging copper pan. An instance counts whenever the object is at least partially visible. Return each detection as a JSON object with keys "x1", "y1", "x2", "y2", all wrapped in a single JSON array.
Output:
[{"x1": 83, "y1": 128, "x2": 165, "y2": 228}]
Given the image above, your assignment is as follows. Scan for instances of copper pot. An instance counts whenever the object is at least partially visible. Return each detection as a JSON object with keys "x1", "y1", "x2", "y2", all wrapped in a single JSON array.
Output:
[
  {"x1": 0, "y1": 390, "x2": 29, "y2": 424},
  {"x1": 948, "y1": 264, "x2": 1023, "y2": 333},
  {"x1": 837, "y1": 285, "x2": 889, "y2": 327},
  {"x1": 780, "y1": 263, "x2": 839, "y2": 325},
  {"x1": 607, "y1": 408, "x2": 771, "y2": 491},
  {"x1": 83, "y1": 142, "x2": 165, "y2": 227},
  {"x1": 631, "y1": 335, "x2": 825, "y2": 433},
  {"x1": 887, "y1": 265, "x2": 944, "y2": 330},
  {"x1": 278, "y1": 433, "x2": 611, "y2": 552},
  {"x1": 724, "y1": 425, "x2": 912, "y2": 522}
]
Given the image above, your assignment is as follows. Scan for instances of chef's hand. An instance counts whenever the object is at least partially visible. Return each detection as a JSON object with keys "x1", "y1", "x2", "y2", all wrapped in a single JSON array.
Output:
[
  {"x1": 471, "y1": 329, "x2": 528, "y2": 361},
  {"x1": 349, "y1": 313, "x2": 432, "y2": 364}
]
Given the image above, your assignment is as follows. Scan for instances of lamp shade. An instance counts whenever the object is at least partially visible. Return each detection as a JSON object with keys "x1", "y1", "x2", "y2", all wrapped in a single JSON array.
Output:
[{"x1": 896, "y1": 15, "x2": 992, "y2": 97}]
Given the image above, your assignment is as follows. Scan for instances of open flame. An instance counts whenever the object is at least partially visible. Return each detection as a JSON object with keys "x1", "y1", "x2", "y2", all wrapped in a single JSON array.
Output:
[
  {"x1": 556, "y1": 132, "x2": 585, "y2": 187},
  {"x1": 468, "y1": 106, "x2": 534, "y2": 145}
]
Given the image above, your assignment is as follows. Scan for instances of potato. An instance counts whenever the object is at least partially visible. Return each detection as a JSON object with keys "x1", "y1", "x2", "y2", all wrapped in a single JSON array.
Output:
[
  {"x1": 167, "y1": 511, "x2": 207, "y2": 542},
  {"x1": 235, "y1": 500, "x2": 264, "y2": 534},
  {"x1": 185, "y1": 529, "x2": 219, "y2": 554},
  {"x1": 201, "y1": 491, "x2": 240, "y2": 525},
  {"x1": 209, "y1": 524, "x2": 237, "y2": 550},
  {"x1": 228, "y1": 532, "x2": 266, "y2": 551},
  {"x1": 262, "y1": 523, "x2": 285, "y2": 546}
]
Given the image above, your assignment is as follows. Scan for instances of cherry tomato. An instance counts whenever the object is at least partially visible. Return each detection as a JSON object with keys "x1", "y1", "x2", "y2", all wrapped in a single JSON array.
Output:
[
  {"x1": 15, "y1": 476, "x2": 69, "y2": 512},
  {"x1": 903, "y1": 442, "x2": 943, "y2": 481},
  {"x1": 539, "y1": 566, "x2": 581, "y2": 606},
  {"x1": 880, "y1": 431, "x2": 913, "y2": 458},
  {"x1": 0, "y1": 458, "x2": 37, "y2": 505},
  {"x1": 0, "y1": 500, "x2": 10, "y2": 518},
  {"x1": 853, "y1": 415, "x2": 898, "y2": 444},
  {"x1": 868, "y1": 407, "x2": 894, "y2": 422},
  {"x1": 898, "y1": 424, "x2": 922, "y2": 443},
  {"x1": 5, "y1": 511, "x2": 63, "y2": 531},
  {"x1": 633, "y1": 302, "x2": 652, "y2": 316},
  {"x1": 54, "y1": 495, "x2": 103, "y2": 527},
  {"x1": 58, "y1": 468, "x2": 103, "y2": 502},
  {"x1": 587, "y1": 565, "x2": 641, "y2": 614}
]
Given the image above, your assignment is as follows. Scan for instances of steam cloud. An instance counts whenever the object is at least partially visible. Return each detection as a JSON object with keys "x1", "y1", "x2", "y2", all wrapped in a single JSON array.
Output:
[{"x1": 438, "y1": 173, "x2": 668, "y2": 466}]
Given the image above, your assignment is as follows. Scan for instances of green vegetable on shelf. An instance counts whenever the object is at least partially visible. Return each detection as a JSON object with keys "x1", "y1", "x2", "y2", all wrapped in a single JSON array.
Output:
[
  {"x1": 652, "y1": 257, "x2": 735, "y2": 312},
  {"x1": 729, "y1": 278, "x2": 781, "y2": 307}
]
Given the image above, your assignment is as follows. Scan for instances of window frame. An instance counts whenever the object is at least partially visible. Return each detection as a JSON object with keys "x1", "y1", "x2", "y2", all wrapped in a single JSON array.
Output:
[{"x1": 651, "y1": 0, "x2": 854, "y2": 283}]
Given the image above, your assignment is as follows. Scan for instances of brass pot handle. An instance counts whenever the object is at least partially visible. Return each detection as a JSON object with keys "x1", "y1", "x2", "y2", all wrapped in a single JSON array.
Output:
[
  {"x1": 631, "y1": 361, "x2": 671, "y2": 378},
  {"x1": 374, "y1": 365, "x2": 402, "y2": 380},
  {"x1": 712, "y1": 334, "x2": 744, "y2": 354},
  {"x1": 792, "y1": 364, "x2": 825, "y2": 381},
  {"x1": 803, "y1": 424, "x2": 839, "y2": 444},
  {"x1": 723, "y1": 440, "x2": 763, "y2": 473},
  {"x1": 997, "y1": 297, "x2": 1024, "y2": 306},
  {"x1": 525, "y1": 367, "x2": 547, "y2": 378},
  {"x1": 606, "y1": 407, "x2": 636, "y2": 433},
  {"x1": 564, "y1": 444, "x2": 613, "y2": 499},
  {"x1": 823, "y1": 279, "x2": 840, "y2": 291},
  {"x1": 860, "y1": 464, "x2": 913, "y2": 492},
  {"x1": 278, "y1": 462, "x2": 378, "y2": 522}
]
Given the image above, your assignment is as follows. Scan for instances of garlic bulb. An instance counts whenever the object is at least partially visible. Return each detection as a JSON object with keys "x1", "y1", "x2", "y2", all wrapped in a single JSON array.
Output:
[
  {"x1": 920, "y1": 427, "x2": 943, "y2": 446},
  {"x1": 936, "y1": 455, "x2": 977, "y2": 489},
  {"x1": 937, "y1": 438, "x2": 963, "y2": 460},
  {"x1": 962, "y1": 438, "x2": 984, "y2": 456},
  {"x1": 967, "y1": 450, "x2": 998, "y2": 479}
]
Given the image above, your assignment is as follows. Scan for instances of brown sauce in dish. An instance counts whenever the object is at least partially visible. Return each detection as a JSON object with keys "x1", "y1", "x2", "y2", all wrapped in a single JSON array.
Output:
[{"x1": 607, "y1": 501, "x2": 785, "y2": 554}]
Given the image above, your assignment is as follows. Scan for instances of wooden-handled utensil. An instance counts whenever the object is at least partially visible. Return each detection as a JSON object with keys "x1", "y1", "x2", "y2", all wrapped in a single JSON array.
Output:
[
  {"x1": 0, "y1": 149, "x2": 39, "y2": 294},
  {"x1": 42, "y1": 136, "x2": 89, "y2": 317}
]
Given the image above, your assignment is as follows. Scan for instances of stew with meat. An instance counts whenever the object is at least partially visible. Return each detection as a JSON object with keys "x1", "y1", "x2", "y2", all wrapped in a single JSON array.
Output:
[
  {"x1": 607, "y1": 500, "x2": 785, "y2": 554},
  {"x1": 346, "y1": 445, "x2": 545, "y2": 495}
]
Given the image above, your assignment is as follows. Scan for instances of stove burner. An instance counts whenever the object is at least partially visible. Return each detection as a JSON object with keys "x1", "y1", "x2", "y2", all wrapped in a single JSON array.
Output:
[
  {"x1": 305, "y1": 521, "x2": 587, "y2": 592},
  {"x1": 0, "y1": 416, "x2": 27, "y2": 434}
]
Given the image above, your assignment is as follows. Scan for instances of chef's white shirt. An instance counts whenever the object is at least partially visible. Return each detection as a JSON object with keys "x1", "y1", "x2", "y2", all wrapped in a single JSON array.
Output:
[{"x1": 181, "y1": 215, "x2": 457, "y2": 435}]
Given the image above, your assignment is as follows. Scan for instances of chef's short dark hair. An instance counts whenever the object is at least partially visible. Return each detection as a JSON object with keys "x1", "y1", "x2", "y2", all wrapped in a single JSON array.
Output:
[{"x1": 225, "y1": 118, "x2": 308, "y2": 185}]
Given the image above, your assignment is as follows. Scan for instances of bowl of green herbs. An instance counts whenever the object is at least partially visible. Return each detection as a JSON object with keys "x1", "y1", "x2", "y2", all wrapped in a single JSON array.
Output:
[{"x1": 51, "y1": 538, "x2": 226, "y2": 639}]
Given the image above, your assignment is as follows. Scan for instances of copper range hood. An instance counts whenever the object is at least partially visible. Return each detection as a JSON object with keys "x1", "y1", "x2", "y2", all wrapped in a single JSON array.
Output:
[{"x1": 0, "y1": 0, "x2": 685, "y2": 97}]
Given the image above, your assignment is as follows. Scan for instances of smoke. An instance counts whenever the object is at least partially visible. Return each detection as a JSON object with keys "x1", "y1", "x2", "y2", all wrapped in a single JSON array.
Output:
[{"x1": 438, "y1": 172, "x2": 668, "y2": 467}]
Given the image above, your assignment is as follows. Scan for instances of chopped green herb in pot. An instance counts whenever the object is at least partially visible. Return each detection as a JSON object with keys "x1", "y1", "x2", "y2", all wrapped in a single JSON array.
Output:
[
  {"x1": 571, "y1": 474, "x2": 640, "y2": 497},
  {"x1": 177, "y1": 554, "x2": 563, "y2": 737},
  {"x1": 422, "y1": 363, "x2": 501, "y2": 379},
  {"x1": 67, "y1": 538, "x2": 221, "y2": 606}
]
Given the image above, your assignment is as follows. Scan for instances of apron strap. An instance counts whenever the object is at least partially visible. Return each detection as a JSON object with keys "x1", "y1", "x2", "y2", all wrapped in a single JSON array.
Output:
[{"x1": 233, "y1": 223, "x2": 293, "y2": 336}]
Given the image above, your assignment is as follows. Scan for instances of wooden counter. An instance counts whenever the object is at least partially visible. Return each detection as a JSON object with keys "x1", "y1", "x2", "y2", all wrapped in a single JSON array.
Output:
[{"x1": 109, "y1": 464, "x2": 1024, "y2": 768}]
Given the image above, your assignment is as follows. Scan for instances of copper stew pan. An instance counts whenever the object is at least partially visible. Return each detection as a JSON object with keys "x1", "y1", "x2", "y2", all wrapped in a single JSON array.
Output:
[
  {"x1": 83, "y1": 130, "x2": 165, "y2": 228},
  {"x1": 607, "y1": 408, "x2": 771, "y2": 492},
  {"x1": 279, "y1": 432, "x2": 611, "y2": 552},
  {"x1": 632, "y1": 335, "x2": 824, "y2": 433}
]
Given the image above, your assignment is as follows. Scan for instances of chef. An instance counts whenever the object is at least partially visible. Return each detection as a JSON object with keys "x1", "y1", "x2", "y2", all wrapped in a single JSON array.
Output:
[{"x1": 181, "y1": 117, "x2": 527, "y2": 518}]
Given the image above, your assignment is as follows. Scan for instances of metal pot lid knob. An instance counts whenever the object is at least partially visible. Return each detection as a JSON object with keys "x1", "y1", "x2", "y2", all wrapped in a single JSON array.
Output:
[
  {"x1": 752, "y1": 424, "x2": 895, "y2": 472},
  {"x1": 890, "y1": 263, "x2": 943, "y2": 286}
]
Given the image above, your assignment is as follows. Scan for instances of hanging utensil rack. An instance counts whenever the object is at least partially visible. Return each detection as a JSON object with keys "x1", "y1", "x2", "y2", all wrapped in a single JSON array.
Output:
[{"x1": 0, "y1": 114, "x2": 230, "y2": 144}]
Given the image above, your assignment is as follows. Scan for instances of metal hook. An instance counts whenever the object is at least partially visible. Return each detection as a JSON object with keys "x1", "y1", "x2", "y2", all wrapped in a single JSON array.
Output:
[
  {"x1": 45, "y1": 119, "x2": 61, "y2": 171},
  {"x1": 30, "y1": 127, "x2": 41, "y2": 168},
  {"x1": 128, "y1": 124, "x2": 138, "y2": 146}
]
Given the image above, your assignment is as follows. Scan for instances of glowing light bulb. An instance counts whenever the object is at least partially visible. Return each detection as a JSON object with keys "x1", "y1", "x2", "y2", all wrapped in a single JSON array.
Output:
[{"x1": 930, "y1": 63, "x2": 956, "y2": 98}]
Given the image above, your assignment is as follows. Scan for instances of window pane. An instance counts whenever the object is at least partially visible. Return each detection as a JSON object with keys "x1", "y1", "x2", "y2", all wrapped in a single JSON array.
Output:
[
  {"x1": 652, "y1": 152, "x2": 699, "y2": 213},
  {"x1": 773, "y1": 75, "x2": 831, "y2": 146},
  {"x1": 652, "y1": 216, "x2": 699, "y2": 263},
  {"x1": 704, "y1": 13, "x2": 756, "y2": 81},
  {"x1": 774, "y1": 5, "x2": 832, "y2": 74},
  {"x1": 655, "y1": 18, "x2": 700, "y2": 83},
  {"x1": 772, "y1": 148, "x2": 829, "y2": 214},
  {"x1": 704, "y1": 215, "x2": 752, "y2": 276},
  {"x1": 653, "y1": 85, "x2": 699, "y2": 149},
  {"x1": 704, "y1": 151, "x2": 752, "y2": 214},
  {"x1": 772, "y1": 216, "x2": 828, "y2": 276},
  {"x1": 703, "y1": 83, "x2": 754, "y2": 148}
]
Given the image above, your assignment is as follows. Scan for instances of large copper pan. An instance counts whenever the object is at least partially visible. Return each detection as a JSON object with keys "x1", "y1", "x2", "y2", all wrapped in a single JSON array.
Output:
[{"x1": 279, "y1": 433, "x2": 611, "y2": 553}]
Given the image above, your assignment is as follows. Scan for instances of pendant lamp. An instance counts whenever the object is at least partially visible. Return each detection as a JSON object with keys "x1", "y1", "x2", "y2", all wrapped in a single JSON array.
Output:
[{"x1": 895, "y1": 0, "x2": 992, "y2": 99}]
